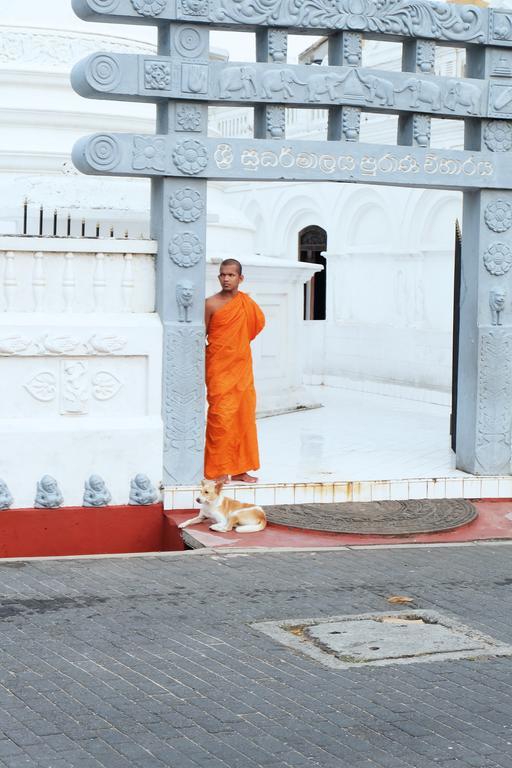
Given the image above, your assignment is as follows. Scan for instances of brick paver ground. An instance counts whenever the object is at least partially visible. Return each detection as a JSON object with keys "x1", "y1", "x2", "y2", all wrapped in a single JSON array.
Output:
[{"x1": 1, "y1": 544, "x2": 512, "y2": 767}]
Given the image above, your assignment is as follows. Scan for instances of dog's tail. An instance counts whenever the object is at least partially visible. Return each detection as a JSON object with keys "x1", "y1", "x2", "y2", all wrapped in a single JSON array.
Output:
[{"x1": 235, "y1": 521, "x2": 267, "y2": 533}]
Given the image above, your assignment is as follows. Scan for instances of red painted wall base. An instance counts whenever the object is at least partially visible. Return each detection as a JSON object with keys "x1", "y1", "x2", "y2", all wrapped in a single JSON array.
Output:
[{"x1": 0, "y1": 505, "x2": 185, "y2": 558}]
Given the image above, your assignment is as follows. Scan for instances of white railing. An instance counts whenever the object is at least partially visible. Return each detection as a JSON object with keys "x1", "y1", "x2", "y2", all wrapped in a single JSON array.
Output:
[{"x1": 0, "y1": 237, "x2": 156, "y2": 314}]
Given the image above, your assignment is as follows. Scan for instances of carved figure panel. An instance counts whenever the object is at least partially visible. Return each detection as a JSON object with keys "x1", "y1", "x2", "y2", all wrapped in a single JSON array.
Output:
[
  {"x1": 489, "y1": 83, "x2": 512, "y2": 119},
  {"x1": 215, "y1": 0, "x2": 485, "y2": 44},
  {"x1": 144, "y1": 60, "x2": 171, "y2": 90},
  {"x1": 417, "y1": 40, "x2": 436, "y2": 73},
  {"x1": 395, "y1": 77, "x2": 442, "y2": 110},
  {"x1": 176, "y1": 280, "x2": 195, "y2": 322},
  {"x1": 444, "y1": 79, "x2": 481, "y2": 115},
  {"x1": 490, "y1": 289, "x2": 506, "y2": 326},
  {"x1": 490, "y1": 10, "x2": 512, "y2": 44},
  {"x1": 413, "y1": 114, "x2": 432, "y2": 148},
  {"x1": 342, "y1": 107, "x2": 361, "y2": 142},
  {"x1": 177, "y1": 0, "x2": 210, "y2": 17},
  {"x1": 219, "y1": 66, "x2": 257, "y2": 99},
  {"x1": 266, "y1": 105, "x2": 286, "y2": 139},
  {"x1": 181, "y1": 63, "x2": 209, "y2": 94},
  {"x1": 343, "y1": 33, "x2": 362, "y2": 67},
  {"x1": 261, "y1": 69, "x2": 307, "y2": 100},
  {"x1": 163, "y1": 327, "x2": 204, "y2": 482},
  {"x1": 491, "y1": 54, "x2": 512, "y2": 78},
  {"x1": 476, "y1": 331, "x2": 512, "y2": 474}
]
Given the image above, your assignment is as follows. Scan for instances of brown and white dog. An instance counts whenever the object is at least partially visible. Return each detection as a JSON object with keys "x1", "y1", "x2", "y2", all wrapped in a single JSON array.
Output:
[{"x1": 178, "y1": 480, "x2": 267, "y2": 533}]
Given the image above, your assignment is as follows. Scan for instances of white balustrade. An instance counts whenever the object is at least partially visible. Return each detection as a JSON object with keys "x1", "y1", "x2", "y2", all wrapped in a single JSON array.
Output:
[
  {"x1": 93, "y1": 251, "x2": 106, "y2": 312},
  {"x1": 3, "y1": 251, "x2": 16, "y2": 311},
  {"x1": 62, "y1": 251, "x2": 76, "y2": 312},
  {"x1": 121, "y1": 252, "x2": 134, "y2": 312},
  {"x1": 32, "y1": 251, "x2": 46, "y2": 311}
]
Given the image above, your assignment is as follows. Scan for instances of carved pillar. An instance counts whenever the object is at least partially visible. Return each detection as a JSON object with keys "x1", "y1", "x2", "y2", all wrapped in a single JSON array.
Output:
[
  {"x1": 151, "y1": 24, "x2": 208, "y2": 485},
  {"x1": 457, "y1": 48, "x2": 512, "y2": 474},
  {"x1": 328, "y1": 32, "x2": 362, "y2": 142},
  {"x1": 398, "y1": 39, "x2": 435, "y2": 148},
  {"x1": 254, "y1": 29, "x2": 287, "y2": 139}
]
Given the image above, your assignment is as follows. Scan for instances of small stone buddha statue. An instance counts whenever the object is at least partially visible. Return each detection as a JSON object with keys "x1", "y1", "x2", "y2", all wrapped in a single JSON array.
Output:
[
  {"x1": 0, "y1": 479, "x2": 13, "y2": 510},
  {"x1": 34, "y1": 475, "x2": 64, "y2": 509},
  {"x1": 83, "y1": 475, "x2": 112, "y2": 507},
  {"x1": 129, "y1": 474, "x2": 159, "y2": 505}
]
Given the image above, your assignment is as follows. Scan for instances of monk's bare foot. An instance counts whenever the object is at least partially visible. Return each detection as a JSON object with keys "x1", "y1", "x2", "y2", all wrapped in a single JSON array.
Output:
[
  {"x1": 214, "y1": 475, "x2": 230, "y2": 483},
  {"x1": 231, "y1": 473, "x2": 259, "y2": 484}
]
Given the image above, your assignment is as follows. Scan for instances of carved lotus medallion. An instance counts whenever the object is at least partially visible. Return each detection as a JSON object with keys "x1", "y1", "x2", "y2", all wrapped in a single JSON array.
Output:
[
  {"x1": 131, "y1": 0, "x2": 167, "y2": 16},
  {"x1": 483, "y1": 242, "x2": 512, "y2": 276},
  {"x1": 172, "y1": 139, "x2": 208, "y2": 175},
  {"x1": 484, "y1": 121, "x2": 512, "y2": 152},
  {"x1": 176, "y1": 105, "x2": 202, "y2": 132},
  {"x1": 169, "y1": 232, "x2": 204, "y2": 267},
  {"x1": 485, "y1": 200, "x2": 512, "y2": 233},
  {"x1": 169, "y1": 188, "x2": 205, "y2": 223}
]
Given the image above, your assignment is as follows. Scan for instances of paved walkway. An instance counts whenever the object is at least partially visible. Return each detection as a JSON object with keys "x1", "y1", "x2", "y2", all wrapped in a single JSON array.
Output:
[{"x1": 1, "y1": 545, "x2": 512, "y2": 767}]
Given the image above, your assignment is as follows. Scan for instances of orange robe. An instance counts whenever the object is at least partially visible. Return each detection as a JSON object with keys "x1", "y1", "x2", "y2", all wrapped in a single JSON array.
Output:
[{"x1": 205, "y1": 292, "x2": 265, "y2": 479}]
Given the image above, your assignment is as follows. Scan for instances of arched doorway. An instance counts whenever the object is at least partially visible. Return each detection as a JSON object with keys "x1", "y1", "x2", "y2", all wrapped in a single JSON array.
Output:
[{"x1": 299, "y1": 226, "x2": 327, "y2": 320}]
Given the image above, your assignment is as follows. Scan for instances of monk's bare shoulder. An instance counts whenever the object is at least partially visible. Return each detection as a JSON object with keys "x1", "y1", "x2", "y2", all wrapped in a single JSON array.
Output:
[{"x1": 205, "y1": 294, "x2": 222, "y2": 330}]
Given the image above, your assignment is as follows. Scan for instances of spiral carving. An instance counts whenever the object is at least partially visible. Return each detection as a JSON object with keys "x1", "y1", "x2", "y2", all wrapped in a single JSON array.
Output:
[
  {"x1": 85, "y1": 135, "x2": 122, "y2": 171},
  {"x1": 86, "y1": 54, "x2": 121, "y2": 92},
  {"x1": 89, "y1": 0, "x2": 121, "y2": 11}
]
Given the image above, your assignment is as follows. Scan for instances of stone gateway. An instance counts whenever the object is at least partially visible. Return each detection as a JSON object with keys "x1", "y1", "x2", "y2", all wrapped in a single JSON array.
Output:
[{"x1": 72, "y1": 0, "x2": 512, "y2": 482}]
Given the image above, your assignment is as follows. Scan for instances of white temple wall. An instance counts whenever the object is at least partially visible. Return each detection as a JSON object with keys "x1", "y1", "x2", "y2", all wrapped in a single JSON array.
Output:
[
  {"x1": 0, "y1": 238, "x2": 318, "y2": 507},
  {"x1": 221, "y1": 181, "x2": 462, "y2": 398}
]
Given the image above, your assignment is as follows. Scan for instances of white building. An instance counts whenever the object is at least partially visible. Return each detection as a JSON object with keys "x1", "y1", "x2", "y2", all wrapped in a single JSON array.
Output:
[{"x1": 0, "y1": 0, "x2": 506, "y2": 507}]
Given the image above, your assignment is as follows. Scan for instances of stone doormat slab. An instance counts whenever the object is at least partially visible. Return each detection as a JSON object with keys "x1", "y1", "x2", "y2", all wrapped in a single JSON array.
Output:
[
  {"x1": 263, "y1": 499, "x2": 478, "y2": 535},
  {"x1": 253, "y1": 611, "x2": 512, "y2": 669}
]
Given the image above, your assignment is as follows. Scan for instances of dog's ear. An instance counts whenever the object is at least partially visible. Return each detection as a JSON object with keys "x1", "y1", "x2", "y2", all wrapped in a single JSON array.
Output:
[{"x1": 214, "y1": 480, "x2": 224, "y2": 494}]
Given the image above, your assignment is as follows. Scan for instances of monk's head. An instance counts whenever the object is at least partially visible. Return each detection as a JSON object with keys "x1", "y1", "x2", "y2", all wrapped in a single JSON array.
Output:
[{"x1": 218, "y1": 259, "x2": 244, "y2": 293}]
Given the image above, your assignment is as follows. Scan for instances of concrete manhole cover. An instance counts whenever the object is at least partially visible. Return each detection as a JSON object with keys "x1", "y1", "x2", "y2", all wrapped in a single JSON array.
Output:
[
  {"x1": 263, "y1": 499, "x2": 477, "y2": 535},
  {"x1": 253, "y1": 611, "x2": 512, "y2": 669}
]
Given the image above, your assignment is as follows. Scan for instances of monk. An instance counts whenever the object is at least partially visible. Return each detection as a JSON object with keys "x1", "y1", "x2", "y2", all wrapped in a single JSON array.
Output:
[{"x1": 204, "y1": 259, "x2": 265, "y2": 484}]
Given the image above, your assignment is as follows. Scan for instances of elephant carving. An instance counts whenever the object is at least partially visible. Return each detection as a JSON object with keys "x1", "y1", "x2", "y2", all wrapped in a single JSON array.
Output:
[
  {"x1": 444, "y1": 79, "x2": 481, "y2": 115},
  {"x1": 395, "y1": 77, "x2": 442, "y2": 111},
  {"x1": 261, "y1": 68, "x2": 307, "y2": 99},
  {"x1": 219, "y1": 66, "x2": 257, "y2": 99},
  {"x1": 356, "y1": 70, "x2": 394, "y2": 107},
  {"x1": 306, "y1": 72, "x2": 350, "y2": 102}
]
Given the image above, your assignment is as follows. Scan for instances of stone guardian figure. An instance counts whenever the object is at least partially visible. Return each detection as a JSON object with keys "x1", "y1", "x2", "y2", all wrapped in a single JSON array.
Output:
[
  {"x1": 83, "y1": 475, "x2": 112, "y2": 507},
  {"x1": 34, "y1": 475, "x2": 64, "y2": 508},
  {"x1": 0, "y1": 479, "x2": 13, "y2": 510},
  {"x1": 129, "y1": 474, "x2": 159, "y2": 505}
]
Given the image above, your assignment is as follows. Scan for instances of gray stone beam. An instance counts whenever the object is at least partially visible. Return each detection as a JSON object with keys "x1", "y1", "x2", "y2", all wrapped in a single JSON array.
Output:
[
  {"x1": 72, "y1": 131, "x2": 504, "y2": 191},
  {"x1": 71, "y1": 0, "x2": 512, "y2": 49},
  {"x1": 72, "y1": 55, "x2": 504, "y2": 121}
]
